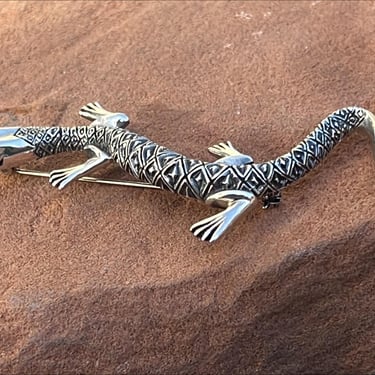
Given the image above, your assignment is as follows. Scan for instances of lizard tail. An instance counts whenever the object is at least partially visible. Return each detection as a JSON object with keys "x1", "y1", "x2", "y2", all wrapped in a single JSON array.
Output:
[
  {"x1": 362, "y1": 109, "x2": 375, "y2": 159},
  {"x1": 256, "y1": 107, "x2": 373, "y2": 193}
]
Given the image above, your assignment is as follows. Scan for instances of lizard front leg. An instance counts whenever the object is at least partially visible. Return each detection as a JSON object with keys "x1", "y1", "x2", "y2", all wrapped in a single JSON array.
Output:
[
  {"x1": 79, "y1": 102, "x2": 130, "y2": 129},
  {"x1": 49, "y1": 145, "x2": 111, "y2": 190}
]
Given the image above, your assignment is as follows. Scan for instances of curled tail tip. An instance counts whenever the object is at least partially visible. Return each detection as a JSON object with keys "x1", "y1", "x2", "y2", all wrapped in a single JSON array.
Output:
[{"x1": 361, "y1": 109, "x2": 375, "y2": 158}]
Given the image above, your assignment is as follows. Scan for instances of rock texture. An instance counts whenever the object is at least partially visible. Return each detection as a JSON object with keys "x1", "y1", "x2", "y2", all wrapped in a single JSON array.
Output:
[{"x1": 0, "y1": 2, "x2": 374, "y2": 374}]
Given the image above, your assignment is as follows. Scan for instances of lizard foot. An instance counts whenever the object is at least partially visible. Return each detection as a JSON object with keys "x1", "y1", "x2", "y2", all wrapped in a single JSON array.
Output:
[
  {"x1": 190, "y1": 190, "x2": 256, "y2": 242},
  {"x1": 208, "y1": 141, "x2": 240, "y2": 157},
  {"x1": 79, "y1": 102, "x2": 129, "y2": 129},
  {"x1": 49, "y1": 166, "x2": 83, "y2": 190},
  {"x1": 208, "y1": 141, "x2": 254, "y2": 165},
  {"x1": 49, "y1": 145, "x2": 111, "y2": 190}
]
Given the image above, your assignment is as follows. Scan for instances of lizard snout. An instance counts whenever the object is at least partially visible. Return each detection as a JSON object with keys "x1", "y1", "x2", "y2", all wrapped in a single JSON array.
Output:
[{"x1": 0, "y1": 127, "x2": 37, "y2": 170}]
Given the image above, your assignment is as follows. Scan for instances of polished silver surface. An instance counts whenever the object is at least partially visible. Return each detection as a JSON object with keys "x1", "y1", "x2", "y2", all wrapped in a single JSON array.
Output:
[
  {"x1": 49, "y1": 144, "x2": 112, "y2": 190},
  {"x1": 79, "y1": 101, "x2": 129, "y2": 129},
  {"x1": 190, "y1": 190, "x2": 257, "y2": 242},
  {"x1": 1, "y1": 103, "x2": 374, "y2": 242},
  {"x1": 0, "y1": 127, "x2": 37, "y2": 169},
  {"x1": 362, "y1": 110, "x2": 375, "y2": 157}
]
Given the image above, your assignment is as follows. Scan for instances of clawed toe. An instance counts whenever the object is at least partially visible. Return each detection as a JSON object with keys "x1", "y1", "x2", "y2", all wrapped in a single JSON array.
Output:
[
  {"x1": 208, "y1": 141, "x2": 238, "y2": 157},
  {"x1": 190, "y1": 212, "x2": 226, "y2": 242},
  {"x1": 79, "y1": 102, "x2": 110, "y2": 121},
  {"x1": 49, "y1": 167, "x2": 79, "y2": 190},
  {"x1": 79, "y1": 102, "x2": 129, "y2": 129}
]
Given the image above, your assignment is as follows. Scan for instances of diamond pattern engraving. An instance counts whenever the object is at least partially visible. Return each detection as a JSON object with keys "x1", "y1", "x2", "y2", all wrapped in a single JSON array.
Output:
[
  {"x1": 264, "y1": 106, "x2": 366, "y2": 191},
  {"x1": 13, "y1": 106, "x2": 366, "y2": 200}
]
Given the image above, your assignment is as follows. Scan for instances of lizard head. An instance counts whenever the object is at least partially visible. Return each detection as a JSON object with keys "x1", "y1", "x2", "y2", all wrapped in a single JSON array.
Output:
[{"x1": 0, "y1": 127, "x2": 37, "y2": 170}]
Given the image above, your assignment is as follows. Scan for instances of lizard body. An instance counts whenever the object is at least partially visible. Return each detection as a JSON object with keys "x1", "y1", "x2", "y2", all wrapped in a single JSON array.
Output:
[{"x1": 1, "y1": 102, "x2": 373, "y2": 242}]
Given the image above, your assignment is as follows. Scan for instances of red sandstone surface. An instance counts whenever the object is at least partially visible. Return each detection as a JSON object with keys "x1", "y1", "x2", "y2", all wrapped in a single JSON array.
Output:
[{"x1": 0, "y1": 2, "x2": 374, "y2": 374}]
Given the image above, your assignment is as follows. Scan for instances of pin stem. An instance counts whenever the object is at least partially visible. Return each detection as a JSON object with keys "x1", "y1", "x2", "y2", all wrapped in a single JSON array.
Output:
[{"x1": 14, "y1": 168, "x2": 161, "y2": 190}]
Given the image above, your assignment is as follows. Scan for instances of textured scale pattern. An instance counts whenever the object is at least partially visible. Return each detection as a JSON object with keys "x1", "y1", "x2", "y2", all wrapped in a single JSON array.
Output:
[
  {"x1": 14, "y1": 126, "x2": 108, "y2": 158},
  {"x1": 104, "y1": 129, "x2": 257, "y2": 200},
  {"x1": 259, "y1": 106, "x2": 366, "y2": 192},
  {"x1": 14, "y1": 106, "x2": 366, "y2": 200}
]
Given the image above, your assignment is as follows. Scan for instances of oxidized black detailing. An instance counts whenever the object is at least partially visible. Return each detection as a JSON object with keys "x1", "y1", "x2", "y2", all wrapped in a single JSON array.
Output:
[
  {"x1": 14, "y1": 106, "x2": 367, "y2": 200},
  {"x1": 105, "y1": 129, "x2": 245, "y2": 200},
  {"x1": 14, "y1": 126, "x2": 110, "y2": 158},
  {"x1": 257, "y1": 106, "x2": 366, "y2": 194}
]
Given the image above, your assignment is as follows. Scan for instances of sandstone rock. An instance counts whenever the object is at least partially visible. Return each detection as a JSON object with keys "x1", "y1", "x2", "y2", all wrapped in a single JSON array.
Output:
[{"x1": 0, "y1": 2, "x2": 374, "y2": 374}]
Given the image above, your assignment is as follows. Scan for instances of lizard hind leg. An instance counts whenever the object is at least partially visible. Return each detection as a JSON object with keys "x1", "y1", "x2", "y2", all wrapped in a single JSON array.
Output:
[{"x1": 190, "y1": 190, "x2": 257, "y2": 242}]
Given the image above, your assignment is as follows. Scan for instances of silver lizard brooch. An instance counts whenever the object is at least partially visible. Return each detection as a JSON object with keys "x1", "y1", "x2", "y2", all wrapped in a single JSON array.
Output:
[{"x1": 1, "y1": 102, "x2": 374, "y2": 242}]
